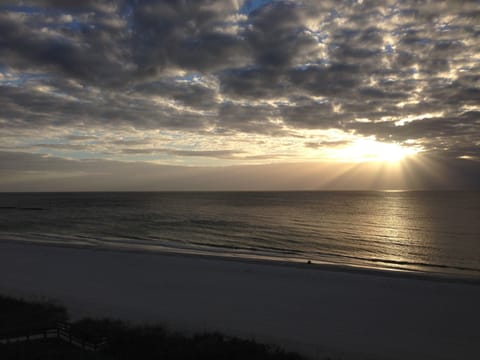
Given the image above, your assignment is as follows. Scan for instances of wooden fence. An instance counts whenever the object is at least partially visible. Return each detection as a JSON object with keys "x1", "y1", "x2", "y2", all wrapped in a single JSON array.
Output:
[{"x1": 0, "y1": 321, "x2": 107, "y2": 351}]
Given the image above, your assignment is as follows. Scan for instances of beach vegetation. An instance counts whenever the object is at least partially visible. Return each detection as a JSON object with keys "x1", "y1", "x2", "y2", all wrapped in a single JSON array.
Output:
[
  {"x1": 0, "y1": 295, "x2": 306, "y2": 360},
  {"x1": 0, "y1": 295, "x2": 67, "y2": 333}
]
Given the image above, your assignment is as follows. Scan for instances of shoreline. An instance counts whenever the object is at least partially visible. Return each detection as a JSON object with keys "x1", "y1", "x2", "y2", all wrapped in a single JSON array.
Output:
[
  {"x1": 1, "y1": 238, "x2": 479, "y2": 285},
  {"x1": 1, "y1": 240, "x2": 480, "y2": 359}
]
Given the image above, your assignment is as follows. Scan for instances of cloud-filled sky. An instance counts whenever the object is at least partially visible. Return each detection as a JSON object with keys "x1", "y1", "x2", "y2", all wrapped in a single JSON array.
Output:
[{"x1": 0, "y1": 0, "x2": 479, "y2": 190}]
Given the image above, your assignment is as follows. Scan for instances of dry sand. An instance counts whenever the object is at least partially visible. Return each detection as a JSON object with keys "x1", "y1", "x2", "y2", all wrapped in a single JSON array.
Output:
[{"x1": 1, "y1": 241, "x2": 479, "y2": 359}]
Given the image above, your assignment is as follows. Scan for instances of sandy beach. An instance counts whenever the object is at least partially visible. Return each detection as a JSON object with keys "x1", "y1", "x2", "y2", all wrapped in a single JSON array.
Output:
[{"x1": 1, "y1": 241, "x2": 479, "y2": 360}]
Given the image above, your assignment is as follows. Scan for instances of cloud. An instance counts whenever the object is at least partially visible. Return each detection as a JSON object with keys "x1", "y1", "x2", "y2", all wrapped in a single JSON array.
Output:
[
  {"x1": 244, "y1": 1, "x2": 322, "y2": 69},
  {"x1": 119, "y1": 148, "x2": 243, "y2": 159},
  {"x1": 305, "y1": 140, "x2": 350, "y2": 149},
  {"x1": 0, "y1": 0, "x2": 478, "y2": 176},
  {"x1": 130, "y1": 0, "x2": 250, "y2": 75},
  {"x1": 34, "y1": 143, "x2": 91, "y2": 150}
]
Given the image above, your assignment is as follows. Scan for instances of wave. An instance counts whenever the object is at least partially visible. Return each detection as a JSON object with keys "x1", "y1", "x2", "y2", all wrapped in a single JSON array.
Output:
[
  {"x1": 0, "y1": 206, "x2": 46, "y2": 211},
  {"x1": 1, "y1": 191, "x2": 479, "y2": 279},
  {"x1": 320, "y1": 252, "x2": 480, "y2": 274}
]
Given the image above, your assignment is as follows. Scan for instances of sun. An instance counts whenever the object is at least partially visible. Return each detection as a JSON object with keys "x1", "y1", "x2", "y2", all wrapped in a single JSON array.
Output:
[{"x1": 333, "y1": 138, "x2": 419, "y2": 163}]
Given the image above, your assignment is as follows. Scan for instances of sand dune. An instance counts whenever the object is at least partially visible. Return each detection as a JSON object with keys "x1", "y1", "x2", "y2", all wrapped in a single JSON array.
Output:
[{"x1": 1, "y1": 241, "x2": 479, "y2": 359}]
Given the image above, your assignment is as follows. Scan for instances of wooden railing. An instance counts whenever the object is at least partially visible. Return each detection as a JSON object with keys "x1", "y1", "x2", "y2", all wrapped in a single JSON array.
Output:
[{"x1": 0, "y1": 321, "x2": 107, "y2": 351}]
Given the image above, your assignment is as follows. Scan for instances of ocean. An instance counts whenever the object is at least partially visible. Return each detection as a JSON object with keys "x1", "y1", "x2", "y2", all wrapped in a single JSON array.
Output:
[{"x1": 1, "y1": 191, "x2": 479, "y2": 278}]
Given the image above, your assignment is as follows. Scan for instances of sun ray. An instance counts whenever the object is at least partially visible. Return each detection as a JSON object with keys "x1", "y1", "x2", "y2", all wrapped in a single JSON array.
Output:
[{"x1": 314, "y1": 137, "x2": 426, "y2": 190}]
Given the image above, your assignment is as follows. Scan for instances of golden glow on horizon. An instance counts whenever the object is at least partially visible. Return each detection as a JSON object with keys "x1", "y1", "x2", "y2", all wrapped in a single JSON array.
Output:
[{"x1": 332, "y1": 138, "x2": 420, "y2": 163}]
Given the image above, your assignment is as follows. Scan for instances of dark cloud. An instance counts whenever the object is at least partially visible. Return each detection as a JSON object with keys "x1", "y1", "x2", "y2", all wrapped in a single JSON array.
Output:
[
  {"x1": 120, "y1": 148, "x2": 242, "y2": 159},
  {"x1": 130, "y1": 0, "x2": 249, "y2": 75},
  {"x1": 0, "y1": 0, "x2": 479, "y2": 173},
  {"x1": 305, "y1": 140, "x2": 351, "y2": 149},
  {"x1": 133, "y1": 78, "x2": 218, "y2": 110},
  {"x1": 350, "y1": 110, "x2": 480, "y2": 145},
  {"x1": 64, "y1": 134, "x2": 98, "y2": 141},
  {"x1": 219, "y1": 67, "x2": 288, "y2": 99},
  {"x1": 288, "y1": 64, "x2": 362, "y2": 97},
  {"x1": 279, "y1": 97, "x2": 348, "y2": 129},
  {"x1": 216, "y1": 102, "x2": 285, "y2": 134},
  {"x1": 110, "y1": 139, "x2": 148, "y2": 146},
  {"x1": 0, "y1": 7, "x2": 132, "y2": 87},
  {"x1": 244, "y1": 1, "x2": 320, "y2": 68},
  {"x1": 34, "y1": 143, "x2": 90, "y2": 150}
]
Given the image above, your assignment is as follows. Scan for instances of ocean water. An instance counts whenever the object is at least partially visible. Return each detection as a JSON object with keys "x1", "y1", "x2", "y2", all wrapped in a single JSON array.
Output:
[{"x1": 1, "y1": 191, "x2": 479, "y2": 278}]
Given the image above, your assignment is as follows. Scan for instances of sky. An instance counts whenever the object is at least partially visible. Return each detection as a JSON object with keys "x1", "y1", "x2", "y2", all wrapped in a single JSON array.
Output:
[{"x1": 0, "y1": 0, "x2": 479, "y2": 191}]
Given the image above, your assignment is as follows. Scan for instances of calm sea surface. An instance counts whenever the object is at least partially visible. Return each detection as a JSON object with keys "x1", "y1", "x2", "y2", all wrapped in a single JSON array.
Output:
[{"x1": 1, "y1": 191, "x2": 479, "y2": 278}]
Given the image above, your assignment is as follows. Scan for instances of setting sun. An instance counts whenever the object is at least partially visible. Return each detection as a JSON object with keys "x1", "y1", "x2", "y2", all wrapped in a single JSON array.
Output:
[{"x1": 333, "y1": 138, "x2": 420, "y2": 163}]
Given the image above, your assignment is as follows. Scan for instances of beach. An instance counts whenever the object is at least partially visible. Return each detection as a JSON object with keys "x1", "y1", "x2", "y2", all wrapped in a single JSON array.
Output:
[{"x1": 1, "y1": 241, "x2": 479, "y2": 360}]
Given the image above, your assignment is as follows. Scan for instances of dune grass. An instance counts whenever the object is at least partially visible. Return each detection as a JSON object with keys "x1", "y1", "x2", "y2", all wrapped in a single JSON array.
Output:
[
  {"x1": 0, "y1": 295, "x2": 67, "y2": 334},
  {"x1": 71, "y1": 318, "x2": 305, "y2": 360},
  {"x1": 0, "y1": 295, "x2": 306, "y2": 360}
]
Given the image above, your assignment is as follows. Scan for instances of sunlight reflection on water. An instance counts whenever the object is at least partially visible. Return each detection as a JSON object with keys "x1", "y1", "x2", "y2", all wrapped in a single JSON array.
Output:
[{"x1": 0, "y1": 191, "x2": 479, "y2": 277}]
